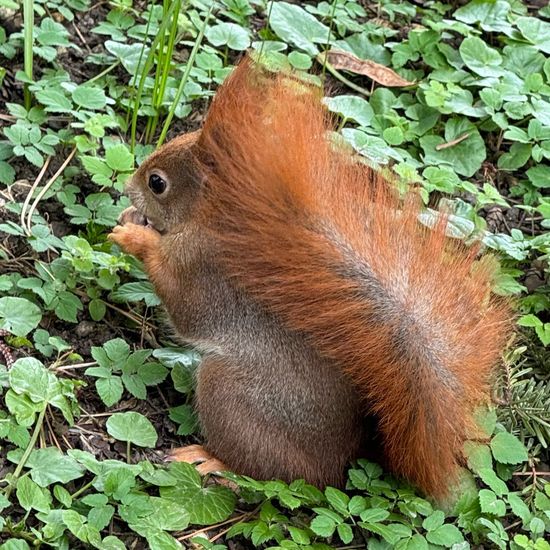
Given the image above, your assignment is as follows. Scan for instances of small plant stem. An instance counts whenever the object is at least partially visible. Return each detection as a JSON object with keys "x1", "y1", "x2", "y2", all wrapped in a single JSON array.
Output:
[
  {"x1": 126, "y1": 440, "x2": 131, "y2": 464},
  {"x1": 321, "y1": 0, "x2": 339, "y2": 78},
  {"x1": 4, "y1": 407, "x2": 46, "y2": 500},
  {"x1": 87, "y1": 61, "x2": 120, "y2": 85},
  {"x1": 25, "y1": 147, "x2": 77, "y2": 232},
  {"x1": 157, "y1": 3, "x2": 213, "y2": 147},
  {"x1": 23, "y1": 0, "x2": 34, "y2": 109},
  {"x1": 71, "y1": 479, "x2": 95, "y2": 499},
  {"x1": 20, "y1": 156, "x2": 51, "y2": 235},
  {"x1": 258, "y1": 0, "x2": 274, "y2": 61}
]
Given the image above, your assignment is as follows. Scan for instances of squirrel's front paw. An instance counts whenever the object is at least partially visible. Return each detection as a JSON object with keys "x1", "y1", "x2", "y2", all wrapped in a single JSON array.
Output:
[
  {"x1": 109, "y1": 223, "x2": 161, "y2": 260},
  {"x1": 118, "y1": 205, "x2": 147, "y2": 226}
]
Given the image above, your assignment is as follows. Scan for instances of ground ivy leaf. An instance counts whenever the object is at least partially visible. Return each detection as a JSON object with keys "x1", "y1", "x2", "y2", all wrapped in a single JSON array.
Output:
[
  {"x1": 16, "y1": 476, "x2": 52, "y2": 512},
  {"x1": 420, "y1": 118, "x2": 486, "y2": 177},
  {"x1": 516, "y1": 17, "x2": 550, "y2": 54},
  {"x1": 0, "y1": 296, "x2": 42, "y2": 336},
  {"x1": 206, "y1": 23, "x2": 251, "y2": 51},
  {"x1": 160, "y1": 463, "x2": 235, "y2": 525},
  {"x1": 324, "y1": 95, "x2": 374, "y2": 127},
  {"x1": 23, "y1": 447, "x2": 86, "y2": 486},
  {"x1": 105, "y1": 40, "x2": 150, "y2": 74},
  {"x1": 101, "y1": 535, "x2": 127, "y2": 550},
  {"x1": 460, "y1": 36, "x2": 503, "y2": 77},
  {"x1": 106, "y1": 411, "x2": 158, "y2": 448},
  {"x1": 269, "y1": 1, "x2": 331, "y2": 56},
  {"x1": 490, "y1": 432, "x2": 528, "y2": 464}
]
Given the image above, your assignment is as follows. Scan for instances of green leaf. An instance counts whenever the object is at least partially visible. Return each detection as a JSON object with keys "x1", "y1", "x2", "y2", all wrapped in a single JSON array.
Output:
[
  {"x1": 106, "y1": 411, "x2": 158, "y2": 447},
  {"x1": 89, "y1": 299, "x2": 106, "y2": 321},
  {"x1": 9, "y1": 358, "x2": 51, "y2": 403},
  {"x1": 171, "y1": 363, "x2": 195, "y2": 394},
  {"x1": 498, "y1": 143, "x2": 532, "y2": 170},
  {"x1": 419, "y1": 118, "x2": 486, "y2": 177},
  {"x1": 325, "y1": 487, "x2": 349, "y2": 516},
  {"x1": 23, "y1": 447, "x2": 85, "y2": 486},
  {"x1": 516, "y1": 17, "x2": 550, "y2": 54},
  {"x1": 508, "y1": 492, "x2": 532, "y2": 522},
  {"x1": 454, "y1": 0, "x2": 512, "y2": 33},
  {"x1": 269, "y1": 1, "x2": 331, "y2": 56},
  {"x1": 206, "y1": 23, "x2": 251, "y2": 51},
  {"x1": 105, "y1": 40, "x2": 150, "y2": 74},
  {"x1": 459, "y1": 36, "x2": 503, "y2": 77},
  {"x1": 337, "y1": 523, "x2": 354, "y2": 544},
  {"x1": 324, "y1": 95, "x2": 374, "y2": 127},
  {"x1": 422, "y1": 510, "x2": 445, "y2": 531},
  {"x1": 0, "y1": 297, "x2": 42, "y2": 336},
  {"x1": 105, "y1": 143, "x2": 134, "y2": 172},
  {"x1": 527, "y1": 166, "x2": 550, "y2": 188},
  {"x1": 490, "y1": 432, "x2": 528, "y2": 464},
  {"x1": 35, "y1": 89, "x2": 73, "y2": 113},
  {"x1": 72, "y1": 85, "x2": 107, "y2": 110},
  {"x1": 425, "y1": 524, "x2": 464, "y2": 547},
  {"x1": 477, "y1": 468, "x2": 509, "y2": 496},
  {"x1": 160, "y1": 463, "x2": 236, "y2": 525},
  {"x1": 16, "y1": 476, "x2": 52, "y2": 512},
  {"x1": 169, "y1": 404, "x2": 198, "y2": 436},
  {"x1": 310, "y1": 514, "x2": 337, "y2": 537},
  {"x1": 479, "y1": 489, "x2": 507, "y2": 516},
  {"x1": 96, "y1": 377, "x2": 124, "y2": 407},
  {"x1": 111, "y1": 282, "x2": 161, "y2": 307}
]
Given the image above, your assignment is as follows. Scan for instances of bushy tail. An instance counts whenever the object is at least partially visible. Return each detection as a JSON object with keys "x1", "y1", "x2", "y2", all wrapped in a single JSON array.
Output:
[{"x1": 194, "y1": 58, "x2": 513, "y2": 498}]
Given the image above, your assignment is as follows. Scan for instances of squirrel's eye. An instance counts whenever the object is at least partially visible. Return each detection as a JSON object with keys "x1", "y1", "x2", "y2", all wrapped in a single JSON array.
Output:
[{"x1": 148, "y1": 174, "x2": 167, "y2": 195}]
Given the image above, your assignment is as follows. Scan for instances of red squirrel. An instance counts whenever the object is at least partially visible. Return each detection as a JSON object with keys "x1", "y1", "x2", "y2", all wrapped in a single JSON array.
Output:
[{"x1": 109, "y1": 58, "x2": 512, "y2": 499}]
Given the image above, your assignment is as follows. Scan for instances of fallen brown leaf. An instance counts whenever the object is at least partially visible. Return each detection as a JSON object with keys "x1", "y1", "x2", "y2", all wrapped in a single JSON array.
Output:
[{"x1": 326, "y1": 49, "x2": 415, "y2": 88}]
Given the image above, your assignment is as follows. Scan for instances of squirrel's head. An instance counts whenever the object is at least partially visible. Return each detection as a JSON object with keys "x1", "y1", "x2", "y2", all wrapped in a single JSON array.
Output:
[{"x1": 123, "y1": 130, "x2": 203, "y2": 233}]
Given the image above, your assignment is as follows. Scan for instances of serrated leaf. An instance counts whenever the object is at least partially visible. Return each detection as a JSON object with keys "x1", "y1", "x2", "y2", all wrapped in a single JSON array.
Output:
[
  {"x1": 106, "y1": 411, "x2": 158, "y2": 447},
  {"x1": 490, "y1": 432, "x2": 528, "y2": 464},
  {"x1": 96, "y1": 377, "x2": 124, "y2": 407},
  {"x1": 0, "y1": 297, "x2": 42, "y2": 336},
  {"x1": 72, "y1": 85, "x2": 107, "y2": 110},
  {"x1": 105, "y1": 143, "x2": 134, "y2": 172},
  {"x1": 35, "y1": 89, "x2": 73, "y2": 113},
  {"x1": 310, "y1": 515, "x2": 337, "y2": 537},
  {"x1": 425, "y1": 524, "x2": 464, "y2": 547},
  {"x1": 479, "y1": 489, "x2": 507, "y2": 516}
]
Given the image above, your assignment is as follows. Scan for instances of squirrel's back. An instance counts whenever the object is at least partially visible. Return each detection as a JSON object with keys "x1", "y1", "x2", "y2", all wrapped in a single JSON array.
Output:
[{"x1": 193, "y1": 59, "x2": 513, "y2": 498}]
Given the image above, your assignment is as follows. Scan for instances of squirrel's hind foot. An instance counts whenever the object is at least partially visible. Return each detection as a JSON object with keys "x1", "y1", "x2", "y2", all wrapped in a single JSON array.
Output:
[
  {"x1": 166, "y1": 445, "x2": 228, "y2": 475},
  {"x1": 166, "y1": 445, "x2": 233, "y2": 487}
]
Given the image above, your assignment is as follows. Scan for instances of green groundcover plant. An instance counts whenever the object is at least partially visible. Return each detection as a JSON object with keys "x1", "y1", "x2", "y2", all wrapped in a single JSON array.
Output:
[{"x1": 0, "y1": 0, "x2": 548, "y2": 547}]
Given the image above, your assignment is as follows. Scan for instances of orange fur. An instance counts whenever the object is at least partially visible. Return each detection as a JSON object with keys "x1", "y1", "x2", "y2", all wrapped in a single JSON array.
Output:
[{"x1": 191, "y1": 59, "x2": 513, "y2": 498}]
